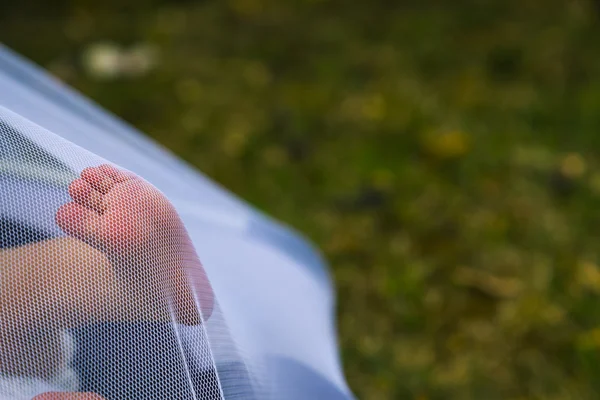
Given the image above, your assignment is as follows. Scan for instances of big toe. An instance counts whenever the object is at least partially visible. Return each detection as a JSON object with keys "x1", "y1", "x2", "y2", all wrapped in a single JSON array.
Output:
[{"x1": 56, "y1": 202, "x2": 101, "y2": 244}]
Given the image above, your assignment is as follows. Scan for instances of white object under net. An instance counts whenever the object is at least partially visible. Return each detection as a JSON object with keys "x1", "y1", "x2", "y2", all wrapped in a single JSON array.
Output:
[{"x1": 0, "y1": 45, "x2": 354, "y2": 400}]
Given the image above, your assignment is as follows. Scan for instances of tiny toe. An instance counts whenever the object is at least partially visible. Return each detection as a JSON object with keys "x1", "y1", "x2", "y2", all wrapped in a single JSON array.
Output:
[
  {"x1": 81, "y1": 166, "x2": 117, "y2": 194},
  {"x1": 68, "y1": 178, "x2": 104, "y2": 213},
  {"x1": 98, "y1": 164, "x2": 134, "y2": 183},
  {"x1": 56, "y1": 202, "x2": 101, "y2": 245}
]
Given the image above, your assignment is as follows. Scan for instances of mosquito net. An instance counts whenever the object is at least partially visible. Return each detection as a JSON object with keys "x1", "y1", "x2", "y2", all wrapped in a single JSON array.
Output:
[{"x1": 0, "y1": 45, "x2": 354, "y2": 400}]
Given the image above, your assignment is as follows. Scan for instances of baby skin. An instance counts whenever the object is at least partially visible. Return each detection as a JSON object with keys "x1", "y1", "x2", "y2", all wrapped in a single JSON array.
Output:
[{"x1": 0, "y1": 165, "x2": 214, "y2": 398}]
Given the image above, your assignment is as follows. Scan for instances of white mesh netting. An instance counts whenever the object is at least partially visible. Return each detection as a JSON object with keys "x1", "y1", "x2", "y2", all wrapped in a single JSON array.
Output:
[
  {"x1": 0, "y1": 110, "x2": 228, "y2": 399},
  {"x1": 0, "y1": 45, "x2": 354, "y2": 400}
]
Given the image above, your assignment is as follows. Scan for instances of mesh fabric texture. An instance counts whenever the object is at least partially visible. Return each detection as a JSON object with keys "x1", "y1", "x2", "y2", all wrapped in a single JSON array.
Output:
[{"x1": 0, "y1": 45, "x2": 354, "y2": 400}]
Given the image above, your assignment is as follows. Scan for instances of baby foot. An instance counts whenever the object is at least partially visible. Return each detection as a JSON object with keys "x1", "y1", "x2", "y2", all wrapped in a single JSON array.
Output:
[{"x1": 56, "y1": 165, "x2": 213, "y2": 325}]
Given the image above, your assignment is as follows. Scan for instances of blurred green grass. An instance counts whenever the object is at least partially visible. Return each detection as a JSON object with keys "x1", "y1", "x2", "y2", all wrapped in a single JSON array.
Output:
[{"x1": 4, "y1": 0, "x2": 600, "y2": 398}]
